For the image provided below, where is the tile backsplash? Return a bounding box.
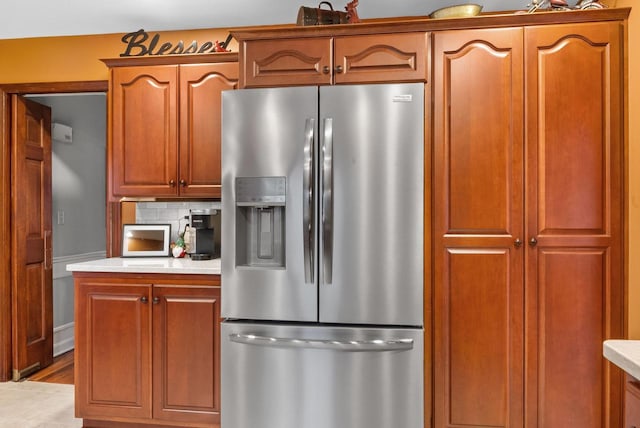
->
[135,201,221,243]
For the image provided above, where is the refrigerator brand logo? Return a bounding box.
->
[392,95,413,103]
[119,29,232,57]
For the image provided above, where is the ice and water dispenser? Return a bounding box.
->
[235,177,286,268]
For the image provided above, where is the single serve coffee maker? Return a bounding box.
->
[186,209,218,260]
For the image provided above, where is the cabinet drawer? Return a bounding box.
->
[242,38,332,87]
[334,32,428,84]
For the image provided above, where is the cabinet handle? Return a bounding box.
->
[140,296,148,304]
[152,297,160,305]
[169,180,176,187]
[335,65,344,74]
[529,237,538,247]
[514,238,523,248]
[322,66,330,74]
[179,179,187,187]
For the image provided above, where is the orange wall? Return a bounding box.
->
[0,28,237,83]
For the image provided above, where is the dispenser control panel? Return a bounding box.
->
[236,177,286,206]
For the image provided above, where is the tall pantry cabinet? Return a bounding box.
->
[433,20,624,428]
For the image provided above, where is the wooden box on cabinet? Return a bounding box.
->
[74,272,221,428]
[104,54,238,199]
[240,32,427,87]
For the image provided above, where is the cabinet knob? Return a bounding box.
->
[322,66,331,74]
[169,180,176,187]
[514,238,523,248]
[140,296,148,304]
[335,65,344,74]
[179,179,187,187]
[153,297,160,305]
[529,237,538,247]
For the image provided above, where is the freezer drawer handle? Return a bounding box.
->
[229,333,413,352]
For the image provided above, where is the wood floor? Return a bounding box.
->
[28,350,74,385]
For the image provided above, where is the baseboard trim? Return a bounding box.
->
[53,322,74,357]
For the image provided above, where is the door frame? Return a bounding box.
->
[0,80,107,382]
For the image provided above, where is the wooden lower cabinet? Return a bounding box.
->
[74,273,221,428]
[626,375,640,428]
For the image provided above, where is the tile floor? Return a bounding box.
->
[0,381,81,427]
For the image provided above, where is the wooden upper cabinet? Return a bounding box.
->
[242,37,332,87]
[334,32,427,84]
[107,55,238,199]
[111,65,179,198]
[241,32,427,87]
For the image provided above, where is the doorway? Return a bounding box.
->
[0,81,108,382]
[27,93,107,367]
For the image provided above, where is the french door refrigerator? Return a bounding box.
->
[221,83,424,428]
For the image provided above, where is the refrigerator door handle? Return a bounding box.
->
[229,333,414,352]
[303,118,315,284]
[321,118,334,284]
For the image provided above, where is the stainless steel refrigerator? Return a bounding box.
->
[221,83,424,428]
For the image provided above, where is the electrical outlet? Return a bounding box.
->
[57,210,65,225]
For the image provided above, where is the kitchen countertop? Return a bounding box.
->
[603,340,640,380]
[66,257,221,275]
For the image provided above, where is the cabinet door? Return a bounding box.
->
[179,63,238,198]
[152,285,221,425]
[334,33,427,84]
[433,27,524,428]
[111,65,179,197]
[75,280,152,420]
[524,21,624,428]
[241,37,332,87]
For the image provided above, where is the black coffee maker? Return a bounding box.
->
[188,209,217,260]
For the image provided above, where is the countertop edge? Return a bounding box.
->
[66,257,221,275]
[603,340,640,380]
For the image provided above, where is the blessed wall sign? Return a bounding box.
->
[120,29,232,57]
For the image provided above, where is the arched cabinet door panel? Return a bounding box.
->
[111,66,179,198]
